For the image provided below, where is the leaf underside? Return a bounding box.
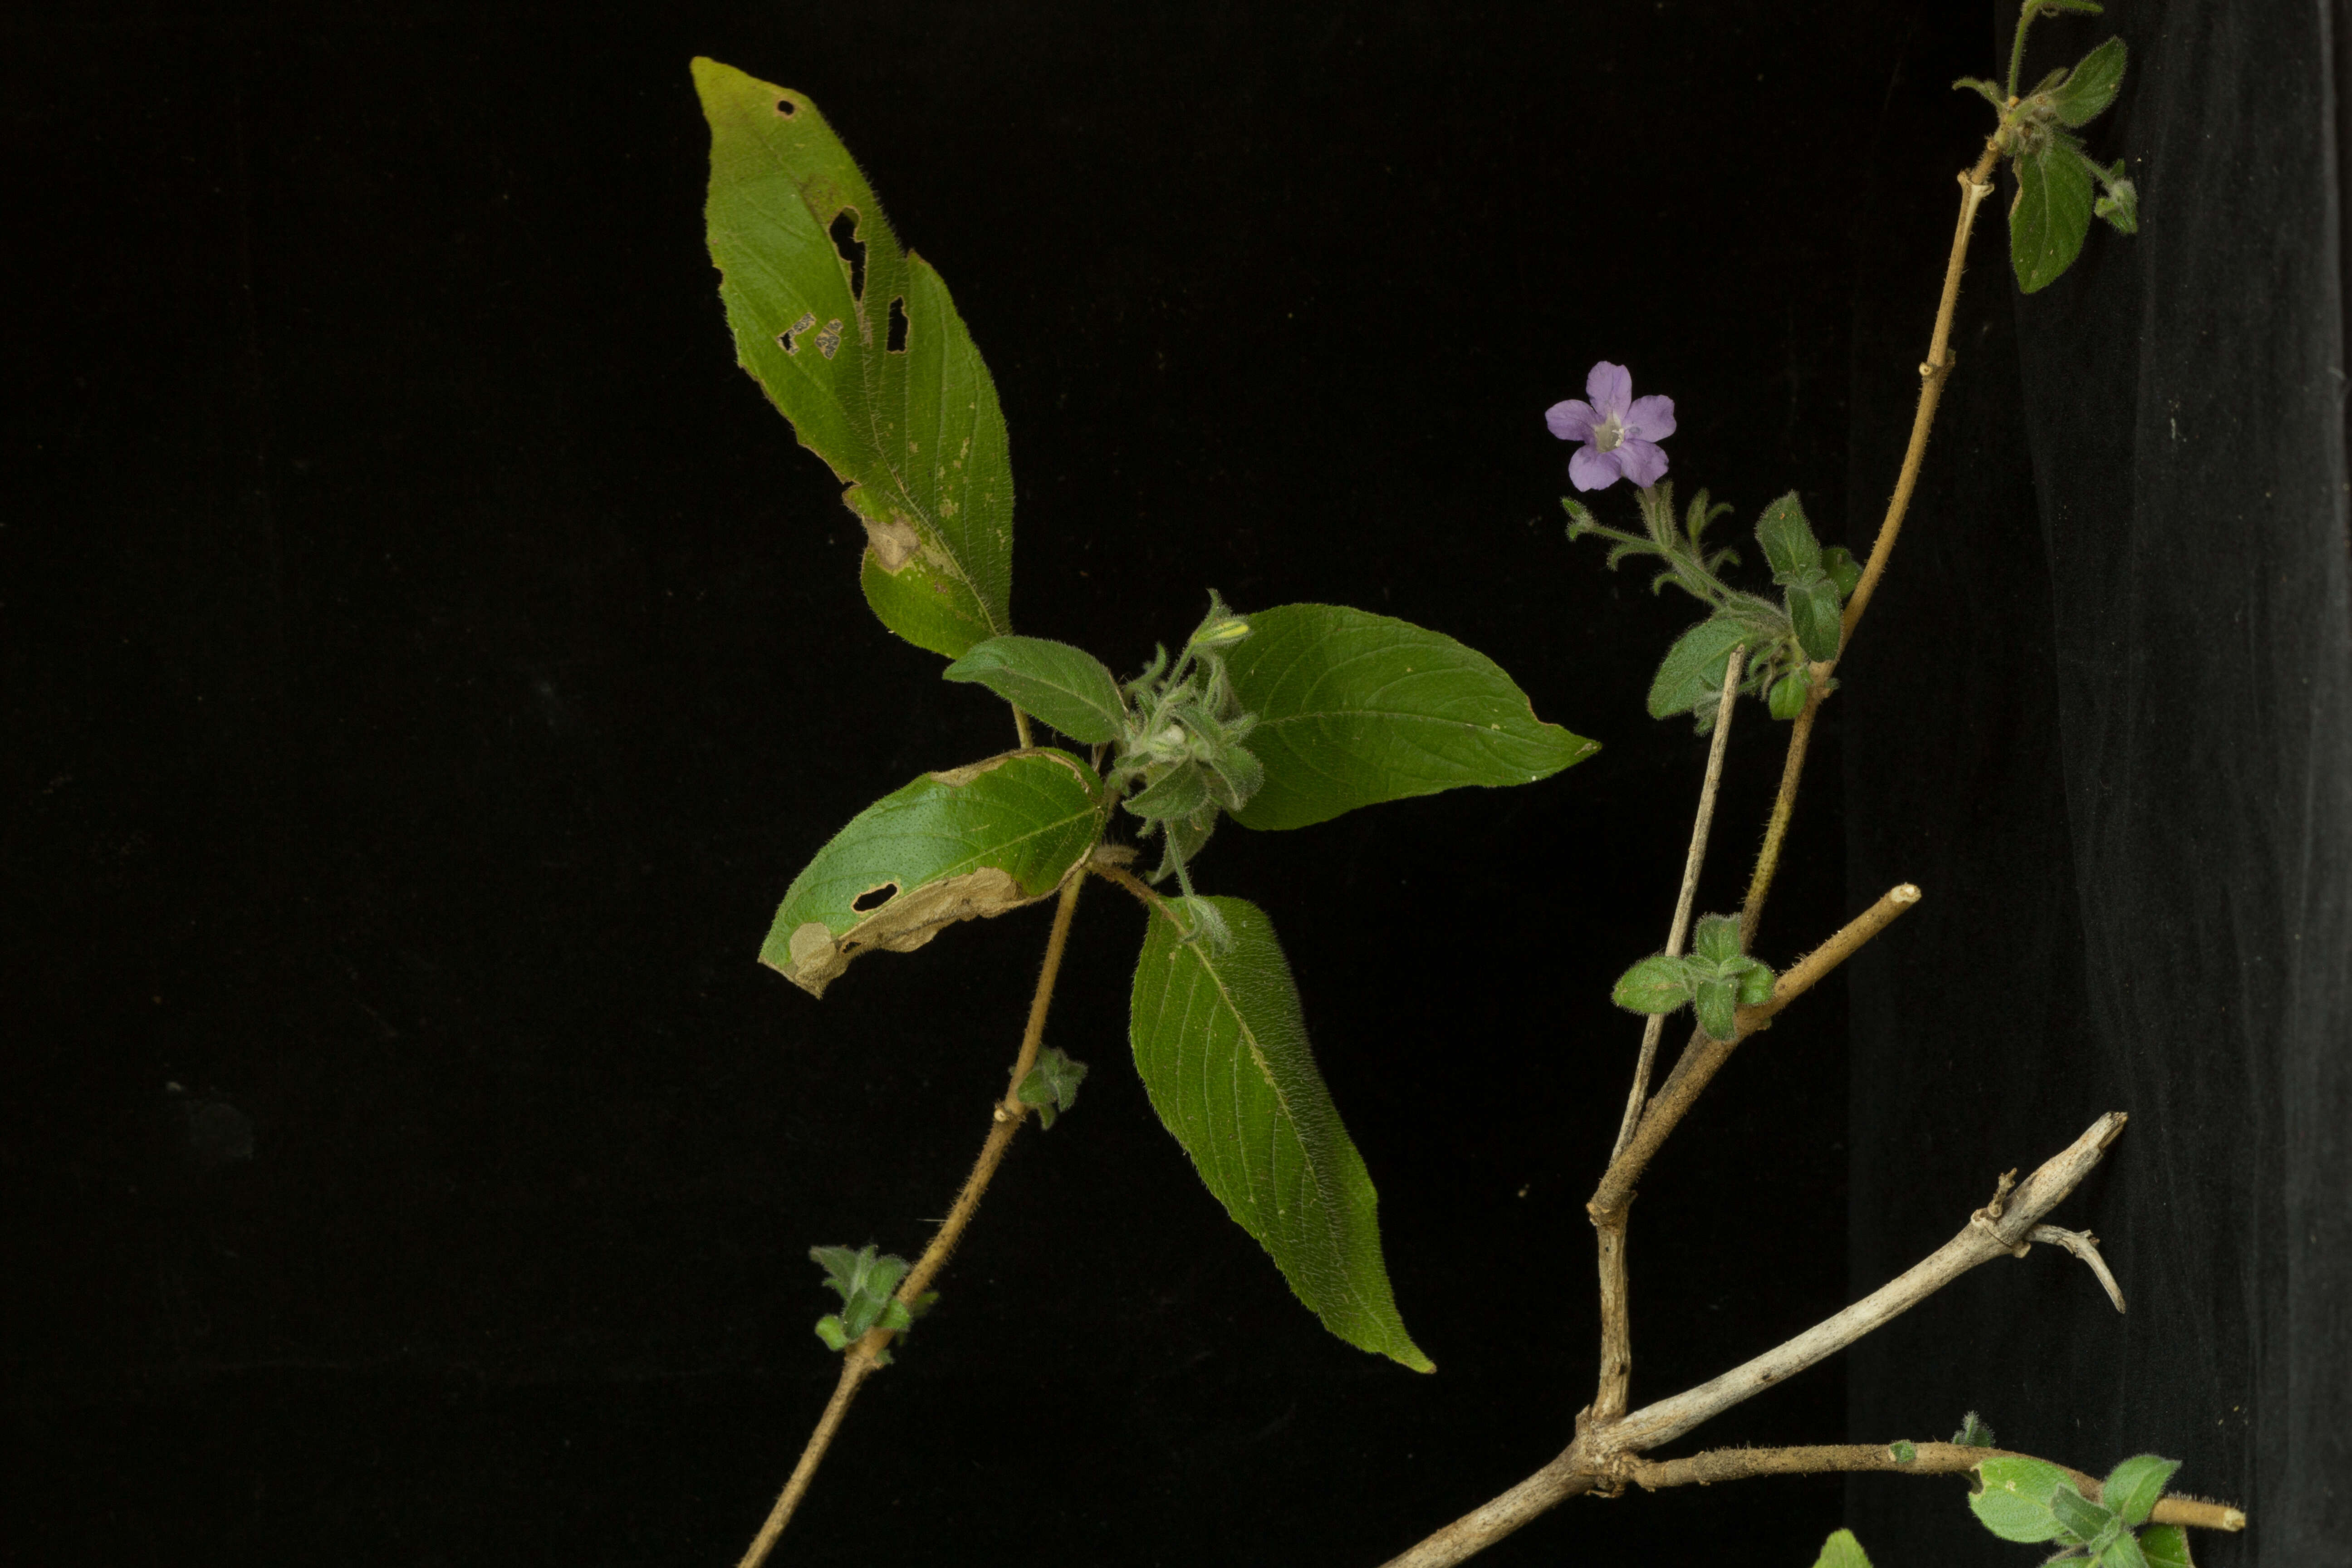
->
[1219,604,1596,831]
[1129,895,1432,1370]
[695,58,1014,657]
[762,748,1101,996]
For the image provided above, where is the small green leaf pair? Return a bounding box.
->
[1756,493,1856,665]
[1611,913,1775,1041]
[1970,1452,2191,1567]
[810,1245,936,1364]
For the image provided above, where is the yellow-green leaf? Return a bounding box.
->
[694,59,1014,657]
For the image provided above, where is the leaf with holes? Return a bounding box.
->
[695,59,1014,658]
[761,749,1102,997]
[1130,895,1431,1370]
[1216,604,1594,832]
[944,636,1128,746]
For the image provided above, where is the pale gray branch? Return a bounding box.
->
[1607,1112,2128,1452]
[1377,1111,2131,1568]
[1612,647,1745,1162]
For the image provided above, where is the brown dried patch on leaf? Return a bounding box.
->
[774,866,1040,997]
[862,512,921,572]
[926,748,1094,790]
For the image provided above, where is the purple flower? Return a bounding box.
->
[1545,362,1676,492]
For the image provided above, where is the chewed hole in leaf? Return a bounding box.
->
[816,318,843,359]
[887,295,909,353]
[829,209,867,302]
[773,96,796,117]
[778,311,817,355]
[850,882,898,914]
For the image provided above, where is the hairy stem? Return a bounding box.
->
[1626,1442,2245,1532]
[1739,149,1998,948]
[1593,649,1746,1425]
[1591,885,1920,1226]
[736,868,1088,1568]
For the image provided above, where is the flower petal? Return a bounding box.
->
[1545,399,1600,441]
[1625,394,1677,441]
[1585,362,1633,416]
[1568,443,1626,491]
[1616,438,1670,488]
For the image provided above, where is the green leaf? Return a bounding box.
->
[2100,1530,2153,1568]
[1129,895,1431,1370]
[1691,913,1744,967]
[1787,573,1844,662]
[1218,604,1595,832]
[1755,491,1823,582]
[1954,75,2008,108]
[810,1244,912,1342]
[761,748,1102,996]
[1736,960,1776,1008]
[1769,670,1810,720]
[1613,956,1692,1014]
[1649,615,1754,721]
[2012,138,2097,293]
[1812,1528,1874,1568]
[694,59,1014,658]
[2102,1455,2181,1529]
[1125,760,1212,824]
[1953,1410,1997,1447]
[1822,546,1862,603]
[2052,1485,2117,1544]
[1016,1045,1090,1129]
[2137,1524,2195,1568]
[1692,975,1739,1042]
[2050,36,2127,126]
[1970,1455,2079,1543]
[944,636,1127,745]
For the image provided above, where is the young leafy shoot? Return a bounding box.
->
[1217,603,1596,831]
[1610,912,1774,1041]
[1014,1045,1089,1129]
[1129,895,1432,1371]
[1958,7,2136,292]
[810,1244,936,1366]
[1965,1449,2191,1562]
[761,749,1102,996]
[695,59,1014,657]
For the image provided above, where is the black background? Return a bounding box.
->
[6,3,2345,1566]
